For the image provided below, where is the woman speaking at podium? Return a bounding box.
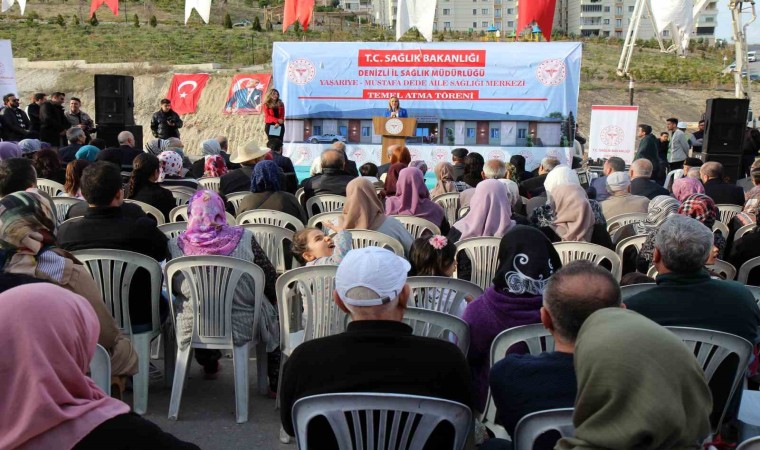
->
[384,96,408,118]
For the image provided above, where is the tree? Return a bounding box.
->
[223,12,233,29]
[265,18,273,31]
[149,15,158,27]
[252,16,262,31]
[71,14,80,26]
[89,12,98,26]
[133,14,140,28]
[56,14,66,27]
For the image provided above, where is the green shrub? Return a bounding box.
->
[223,12,233,29]
[149,15,158,27]
[253,16,262,31]
[133,14,140,28]
[71,14,80,26]
[56,14,66,27]
[89,13,98,26]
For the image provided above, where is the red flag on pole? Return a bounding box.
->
[89,0,118,17]
[282,0,315,32]
[517,0,557,41]
[166,73,210,115]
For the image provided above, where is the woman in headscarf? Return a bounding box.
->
[18,138,42,156]
[75,144,101,162]
[449,179,515,242]
[0,284,199,449]
[614,195,680,275]
[672,168,705,202]
[460,152,485,187]
[144,138,169,156]
[191,138,231,178]
[732,168,760,230]
[462,225,562,412]
[385,167,449,235]
[409,160,428,175]
[158,150,198,189]
[636,193,724,273]
[0,141,21,160]
[0,191,137,379]
[431,162,459,198]
[203,155,228,178]
[342,177,414,255]
[383,162,406,197]
[730,207,760,285]
[127,153,177,222]
[63,160,91,199]
[33,148,66,184]
[168,190,281,386]
[556,308,711,450]
[237,160,305,222]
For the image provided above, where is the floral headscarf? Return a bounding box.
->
[678,193,726,258]
[250,160,281,193]
[203,155,227,178]
[158,151,183,181]
[633,195,680,235]
[493,225,562,295]
[177,190,244,256]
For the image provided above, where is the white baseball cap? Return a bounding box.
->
[335,247,411,307]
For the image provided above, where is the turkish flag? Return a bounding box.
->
[282,0,314,32]
[517,0,557,41]
[89,0,118,17]
[166,73,210,115]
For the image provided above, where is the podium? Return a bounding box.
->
[373,117,417,164]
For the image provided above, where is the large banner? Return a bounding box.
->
[588,105,639,164]
[166,73,209,115]
[272,42,581,122]
[0,41,16,98]
[223,74,271,115]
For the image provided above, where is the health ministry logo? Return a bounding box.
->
[287,58,316,85]
[536,59,567,86]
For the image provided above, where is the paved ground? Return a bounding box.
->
[123,354,289,450]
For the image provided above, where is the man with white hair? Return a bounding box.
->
[95,130,142,169]
[599,171,649,219]
[460,159,521,211]
[280,247,473,447]
[57,127,86,163]
[377,144,399,178]
[519,156,560,198]
[629,158,668,200]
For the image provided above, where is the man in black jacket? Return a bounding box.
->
[519,157,559,198]
[58,162,168,328]
[700,161,745,206]
[219,140,269,196]
[1,93,32,141]
[39,92,69,147]
[95,131,142,170]
[331,141,359,177]
[150,98,183,139]
[635,124,660,177]
[57,127,86,163]
[25,93,46,133]
[629,158,668,200]
[300,149,356,206]
[280,247,474,448]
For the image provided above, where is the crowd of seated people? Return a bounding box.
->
[3,128,760,450]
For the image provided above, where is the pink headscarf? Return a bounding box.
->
[672,177,705,203]
[0,283,129,450]
[385,167,445,225]
[177,190,244,256]
[453,179,516,240]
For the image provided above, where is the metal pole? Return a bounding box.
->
[629,77,635,105]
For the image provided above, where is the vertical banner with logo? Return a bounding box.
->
[223,74,271,115]
[588,105,639,164]
[165,73,209,114]
[0,40,17,97]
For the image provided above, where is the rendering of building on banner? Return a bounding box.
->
[272,42,582,170]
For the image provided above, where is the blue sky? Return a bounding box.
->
[716,4,760,43]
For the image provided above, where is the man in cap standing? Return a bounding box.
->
[451,147,468,181]
[280,247,474,447]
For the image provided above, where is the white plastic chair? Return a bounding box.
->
[716,204,743,224]
[737,436,760,450]
[226,191,250,216]
[402,307,470,355]
[667,326,753,435]
[158,222,188,240]
[456,206,470,220]
[406,276,483,315]
[51,197,85,223]
[241,223,297,274]
[124,199,166,225]
[739,256,760,284]
[620,283,657,300]
[305,194,346,218]
[295,187,305,206]
[89,344,111,396]
[164,186,195,206]
[391,215,441,239]
[306,211,343,232]
[483,324,555,439]
[713,220,730,237]
[237,209,304,231]
[736,223,757,241]
[347,229,404,256]
[513,408,575,450]
[170,204,234,224]
[553,241,622,281]
[292,393,472,450]
[663,169,680,188]
[37,178,65,197]
[614,234,647,262]
[606,212,647,234]
[165,255,268,423]
[432,192,460,225]
[454,237,503,290]
[74,249,170,415]
[198,176,221,193]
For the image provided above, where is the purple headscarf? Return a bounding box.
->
[385,167,444,225]
[0,142,22,160]
[453,179,515,240]
[177,190,244,256]
[672,177,705,203]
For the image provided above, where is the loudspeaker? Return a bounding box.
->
[97,124,143,150]
[95,75,135,125]
[704,153,743,183]
[704,98,749,155]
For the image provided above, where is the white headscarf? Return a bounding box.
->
[544,165,580,200]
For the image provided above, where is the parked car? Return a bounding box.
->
[308,134,347,143]
[233,19,252,28]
